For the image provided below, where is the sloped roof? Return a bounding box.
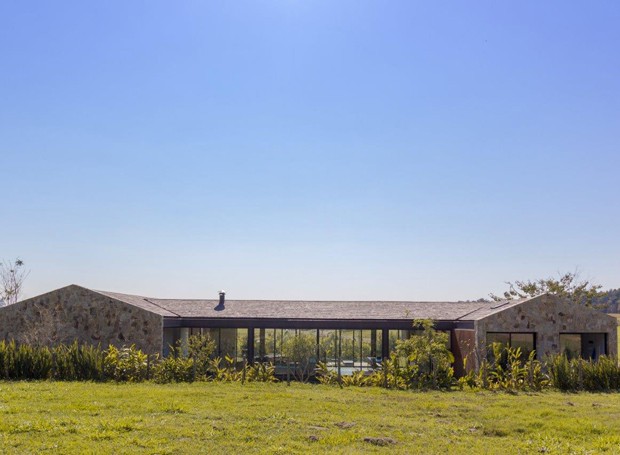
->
[92,288,530,322]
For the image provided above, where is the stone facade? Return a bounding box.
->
[473,294,618,367]
[0,285,163,354]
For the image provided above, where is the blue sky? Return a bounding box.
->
[1,1,618,301]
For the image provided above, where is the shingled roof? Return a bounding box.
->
[92,288,530,322]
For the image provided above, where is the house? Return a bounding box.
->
[0,284,616,375]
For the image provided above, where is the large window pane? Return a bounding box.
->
[486,332,510,363]
[219,329,237,359]
[560,334,581,359]
[163,328,180,357]
[236,329,248,362]
[486,332,537,363]
[511,333,535,360]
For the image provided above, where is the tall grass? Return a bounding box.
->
[0,340,107,381]
[548,355,620,391]
[0,341,53,380]
[52,342,106,381]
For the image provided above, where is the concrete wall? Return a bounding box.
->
[0,285,163,354]
[475,294,618,364]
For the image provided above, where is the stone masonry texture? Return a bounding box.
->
[0,285,163,354]
[475,294,618,366]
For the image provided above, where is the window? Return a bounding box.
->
[486,332,535,362]
[559,333,607,360]
[559,334,581,359]
[511,333,536,360]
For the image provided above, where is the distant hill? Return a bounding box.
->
[596,289,620,313]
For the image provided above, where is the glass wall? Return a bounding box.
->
[163,328,180,357]
[252,329,382,375]
[164,326,390,374]
[186,328,247,362]
[333,330,380,373]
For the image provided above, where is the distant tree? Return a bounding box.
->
[0,258,29,306]
[592,289,620,313]
[490,271,604,308]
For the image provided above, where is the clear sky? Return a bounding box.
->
[1,1,618,301]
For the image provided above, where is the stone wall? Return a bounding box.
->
[0,285,163,354]
[475,294,618,364]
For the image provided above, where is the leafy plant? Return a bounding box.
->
[103,345,148,382]
[365,355,407,390]
[314,361,338,385]
[460,345,548,391]
[393,319,455,390]
[245,362,278,383]
[340,370,371,387]
[187,333,216,377]
[153,355,194,383]
[208,356,242,382]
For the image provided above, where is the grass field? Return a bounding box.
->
[0,382,619,454]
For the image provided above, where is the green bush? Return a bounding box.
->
[153,355,195,383]
[548,355,620,391]
[393,320,455,390]
[315,361,338,385]
[208,356,243,382]
[245,362,278,383]
[460,345,549,391]
[187,333,216,377]
[103,345,148,382]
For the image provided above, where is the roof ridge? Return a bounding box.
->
[143,297,182,318]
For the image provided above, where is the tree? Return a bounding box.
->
[282,332,317,382]
[490,271,604,308]
[592,289,620,313]
[0,258,29,306]
[394,319,455,389]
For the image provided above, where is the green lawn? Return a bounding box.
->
[0,382,619,454]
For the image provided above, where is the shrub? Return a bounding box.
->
[548,355,620,392]
[393,319,455,390]
[366,355,407,390]
[52,341,105,381]
[187,333,216,377]
[315,361,338,385]
[341,370,371,387]
[103,345,148,382]
[153,355,195,383]
[281,332,317,382]
[208,356,242,382]
[460,345,548,391]
[245,362,278,383]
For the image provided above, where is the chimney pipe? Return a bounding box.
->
[218,290,226,307]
